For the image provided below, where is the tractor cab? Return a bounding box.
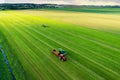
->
[58,48,66,55]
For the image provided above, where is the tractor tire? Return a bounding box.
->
[62,59,64,61]
[59,56,61,60]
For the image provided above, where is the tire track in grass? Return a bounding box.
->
[10,17,105,79]
[52,26,120,54]
[65,28,120,53]
[72,28,120,50]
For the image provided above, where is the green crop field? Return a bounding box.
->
[39,7,120,14]
[0,9,120,80]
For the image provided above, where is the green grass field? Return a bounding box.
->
[0,9,120,80]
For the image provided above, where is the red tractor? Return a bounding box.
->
[52,49,67,61]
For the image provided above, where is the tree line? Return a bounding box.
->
[0,3,62,10]
[0,3,120,10]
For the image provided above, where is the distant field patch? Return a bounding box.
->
[20,10,120,30]
[42,7,120,14]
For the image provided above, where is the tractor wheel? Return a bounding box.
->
[62,59,64,61]
[59,56,61,60]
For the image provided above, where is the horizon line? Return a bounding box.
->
[0,2,120,6]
